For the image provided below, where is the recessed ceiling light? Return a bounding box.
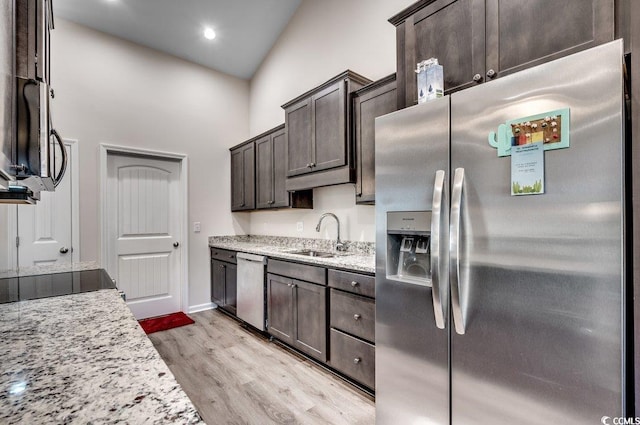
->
[204,28,216,40]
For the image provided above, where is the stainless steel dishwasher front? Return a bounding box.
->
[236,252,267,331]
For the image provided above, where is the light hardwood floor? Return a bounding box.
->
[148,309,375,425]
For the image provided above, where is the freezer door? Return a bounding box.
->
[375,96,450,425]
[450,40,625,424]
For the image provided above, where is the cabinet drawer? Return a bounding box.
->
[210,247,237,264]
[330,289,375,342]
[328,269,374,297]
[329,328,375,390]
[268,259,326,285]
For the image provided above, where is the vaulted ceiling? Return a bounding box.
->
[53,0,302,80]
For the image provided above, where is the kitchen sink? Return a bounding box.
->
[287,249,337,258]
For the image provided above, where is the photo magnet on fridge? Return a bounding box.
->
[511,142,544,196]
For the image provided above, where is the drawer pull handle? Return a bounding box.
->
[350,281,359,287]
[353,314,361,321]
[229,255,234,259]
[353,357,361,364]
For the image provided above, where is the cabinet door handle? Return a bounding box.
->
[350,281,359,287]
[353,357,361,364]
[472,73,482,83]
[240,203,245,207]
[353,314,361,321]
[306,163,311,168]
[219,264,225,269]
[310,162,316,167]
[486,69,496,79]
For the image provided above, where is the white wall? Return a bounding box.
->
[51,20,250,308]
[247,0,415,242]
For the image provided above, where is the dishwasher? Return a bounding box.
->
[236,252,267,331]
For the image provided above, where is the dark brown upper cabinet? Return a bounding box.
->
[255,124,313,210]
[282,70,371,191]
[230,141,255,211]
[353,74,397,205]
[390,0,616,108]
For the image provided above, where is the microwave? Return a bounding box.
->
[0,0,65,204]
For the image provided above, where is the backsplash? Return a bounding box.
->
[209,235,375,256]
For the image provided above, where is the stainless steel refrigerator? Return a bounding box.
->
[375,39,627,424]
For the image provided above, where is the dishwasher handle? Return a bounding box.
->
[237,252,267,264]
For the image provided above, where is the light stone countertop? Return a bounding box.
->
[0,289,203,424]
[209,235,376,274]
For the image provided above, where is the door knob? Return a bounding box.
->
[173,242,180,248]
[59,247,69,254]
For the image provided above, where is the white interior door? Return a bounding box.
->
[106,153,182,319]
[18,140,72,268]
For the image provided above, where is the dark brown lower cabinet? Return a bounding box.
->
[267,271,327,362]
[329,328,375,390]
[265,261,376,391]
[328,269,376,390]
[293,279,327,361]
[265,273,295,345]
[211,251,237,316]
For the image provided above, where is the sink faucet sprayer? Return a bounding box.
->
[315,213,346,252]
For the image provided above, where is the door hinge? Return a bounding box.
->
[15,236,19,248]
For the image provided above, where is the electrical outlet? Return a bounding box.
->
[296,222,304,232]
[193,222,201,233]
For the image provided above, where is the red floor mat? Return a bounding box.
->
[139,312,195,334]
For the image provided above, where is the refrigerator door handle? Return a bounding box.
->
[430,169,446,329]
[450,167,465,335]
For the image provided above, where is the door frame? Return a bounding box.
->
[8,138,80,268]
[99,143,189,314]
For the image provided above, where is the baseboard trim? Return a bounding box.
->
[188,302,216,314]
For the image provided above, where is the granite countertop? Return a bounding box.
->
[0,287,203,424]
[209,235,376,274]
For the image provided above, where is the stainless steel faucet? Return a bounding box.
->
[316,212,346,252]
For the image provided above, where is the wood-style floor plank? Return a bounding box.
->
[148,309,375,425]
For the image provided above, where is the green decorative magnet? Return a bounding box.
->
[488,107,570,157]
